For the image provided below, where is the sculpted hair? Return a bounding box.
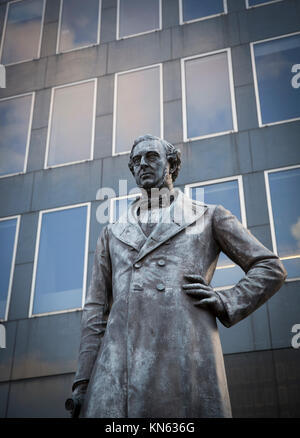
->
[128,134,181,182]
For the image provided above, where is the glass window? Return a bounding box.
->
[180,0,226,23]
[110,195,140,223]
[0,217,19,320]
[57,0,100,53]
[46,80,96,167]
[114,65,162,155]
[31,205,89,316]
[188,179,245,288]
[0,93,34,177]
[247,0,282,7]
[118,0,161,39]
[267,167,300,279]
[0,0,45,65]
[182,51,237,141]
[252,33,300,125]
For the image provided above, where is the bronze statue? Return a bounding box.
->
[69,134,286,418]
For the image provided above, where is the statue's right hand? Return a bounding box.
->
[66,381,88,418]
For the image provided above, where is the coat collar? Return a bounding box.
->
[111,189,207,261]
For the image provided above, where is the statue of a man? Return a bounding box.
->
[70,134,286,418]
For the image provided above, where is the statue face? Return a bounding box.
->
[131,140,171,190]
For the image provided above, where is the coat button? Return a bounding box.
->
[134,262,142,269]
[157,260,166,267]
[156,283,165,292]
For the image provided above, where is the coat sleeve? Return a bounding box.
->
[73,225,112,389]
[212,205,287,328]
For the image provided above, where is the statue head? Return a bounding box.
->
[128,134,181,192]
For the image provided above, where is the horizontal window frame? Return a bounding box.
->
[112,63,164,156]
[29,202,91,318]
[250,31,300,128]
[181,48,238,143]
[44,78,97,170]
[245,0,283,9]
[179,0,228,25]
[0,0,46,67]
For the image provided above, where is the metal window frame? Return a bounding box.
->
[264,164,300,283]
[185,175,247,290]
[109,193,141,223]
[245,0,283,9]
[44,78,97,170]
[181,48,238,143]
[0,215,20,322]
[250,31,300,128]
[29,202,91,318]
[179,0,228,25]
[0,92,35,180]
[56,0,102,55]
[112,63,164,156]
[116,0,162,41]
[0,0,46,66]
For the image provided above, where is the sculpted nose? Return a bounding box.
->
[140,156,147,167]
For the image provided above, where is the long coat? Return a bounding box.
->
[74,189,286,418]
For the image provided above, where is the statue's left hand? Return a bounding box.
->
[183,274,226,318]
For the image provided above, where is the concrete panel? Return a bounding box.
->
[89,201,104,253]
[227,0,246,13]
[40,21,58,58]
[251,302,272,351]
[0,173,34,217]
[268,281,300,349]
[274,348,300,418]
[0,322,17,382]
[26,128,48,173]
[45,45,107,88]
[31,160,102,211]
[163,60,181,103]
[163,99,183,145]
[250,123,300,172]
[15,213,39,265]
[96,74,114,117]
[8,263,33,321]
[235,84,259,131]
[0,3,6,37]
[162,0,179,29]
[0,383,9,418]
[102,0,117,8]
[12,312,82,379]
[107,29,171,74]
[0,59,47,98]
[248,224,273,251]
[94,114,113,159]
[224,350,279,418]
[224,10,241,47]
[31,88,51,130]
[101,154,137,196]
[231,44,253,87]
[100,5,117,44]
[7,373,75,418]
[234,131,253,174]
[218,315,254,354]
[242,171,269,228]
[44,0,60,24]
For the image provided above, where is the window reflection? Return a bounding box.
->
[189,179,245,288]
[118,0,160,39]
[0,217,18,320]
[0,94,33,177]
[183,51,236,140]
[47,80,96,167]
[58,0,100,53]
[181,0,225,23]
[32,205,89,315]
[1,0,44,65]
[253,33,300,125]
[114,66,162,155]
[268,167,300,279]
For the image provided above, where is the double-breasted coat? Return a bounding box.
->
[73,189,286,418]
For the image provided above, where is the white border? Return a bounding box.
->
[181,48,238,143]
[44,78,97,169]
[264,164,300,282]
[179,0,227,25]
[109,193,141,223]
[246,0,283,9]
[0,92,35,179]
[0,0,46,66]
[185,175,246,289]
[250,31,300,128]
[56,0,102,54]
[29,202,91,318]
[116,0,162,40]
[112,63,164,156]
[0,215,20,322]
